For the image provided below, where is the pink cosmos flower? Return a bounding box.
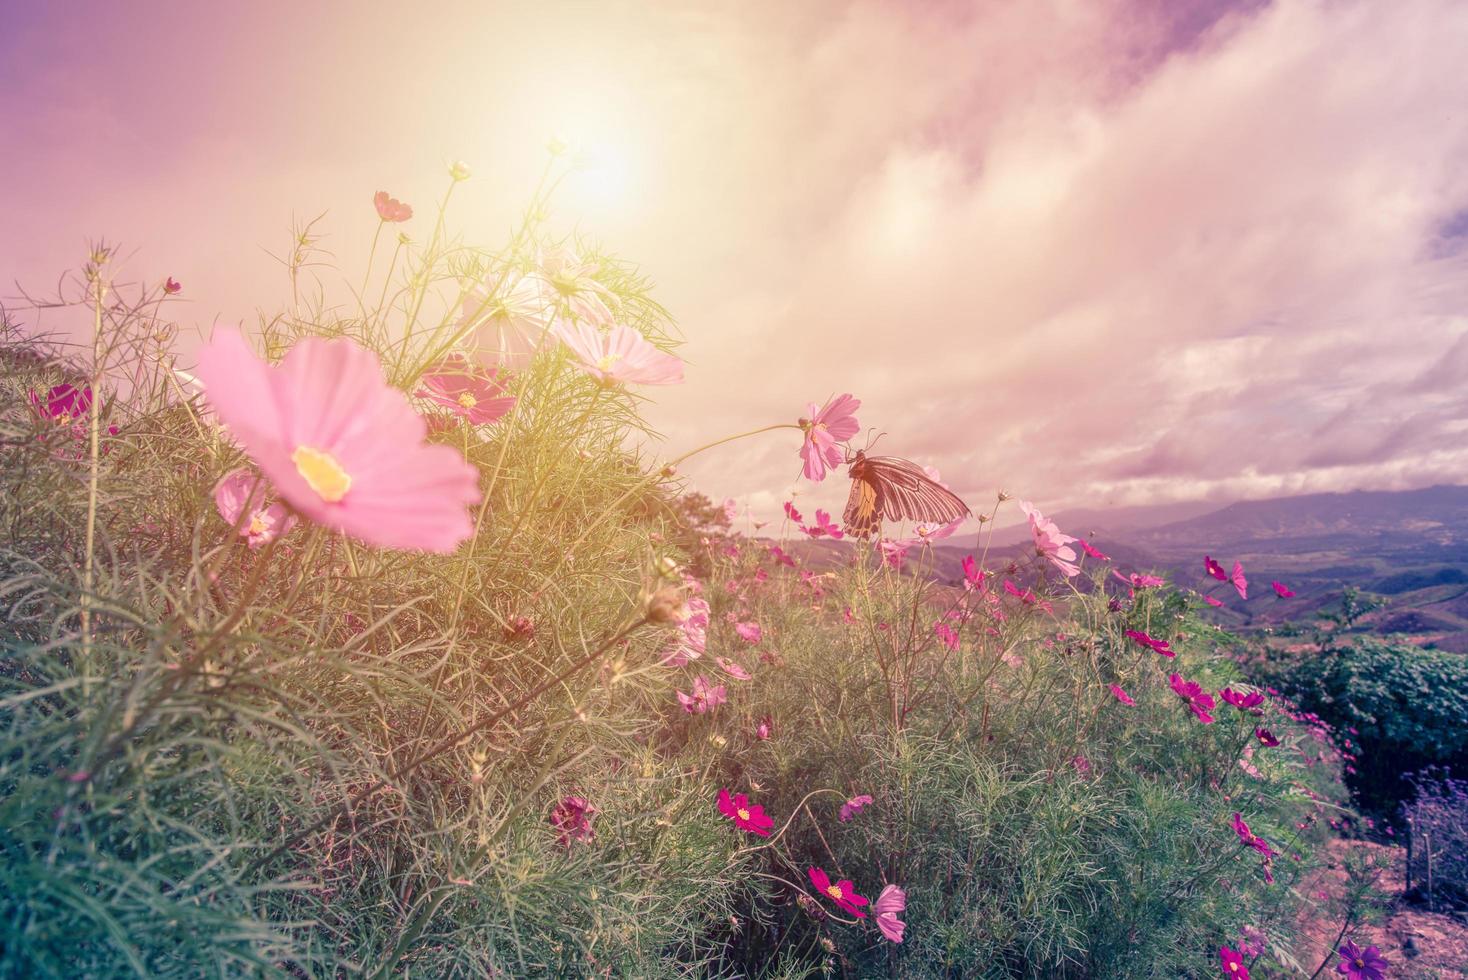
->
[1204,595,1226,608]
[663,594,709,666]
[1205,555,1228,581]
[1109,684,1135,705]
[783,501,804,524]
[1220,688,1266,713]
[808,866,868,918]
[555,321,683,386]
[879,537,911,569]
[1219,945,1251,979]
[717,788,774,836]
[716,656,752,680]
[769,545,796,567]
[539,245,615,326]
[874,884,906,943]
[164,276,182,295]
[460,270,555,371]
[1255,728,1280,748]
[214,468,296,549]
[1080,538,1110,560]
[734,620,762,644]
[1019,500,1080,577]
[417,353,516,425]
[1114,571,1166,589]
[910,518,961,546]
[962,555,987,592]
[1336,941,1389,980]
[1271,581,1295,598]
[1169,673,1216,723]
[806,509,844,539]
[676,676,727,713]
[839,794,873,822]
[194,329,482,553]
[1125,629,1175,658]
[797,394,860,482]
[934,622,959,651]
[755,716,772,740]
[1230,560,1248,599]
[373,190,413,222]
[549,795,597,846]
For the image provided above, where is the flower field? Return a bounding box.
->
[0,169,1394,978]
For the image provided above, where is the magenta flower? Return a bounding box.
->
[934,621,959,651]
[30,383,94,426]
[1219,945,1252,979]
[1125,629,1175,658]
[1220,688,1265,712]
[873,884,906,943]
[1255,728,1280,747]
[1109,684,1135,706]
[783,500,804,524]
[879,537,911,569]
[676,676,727,714]
[555,321,683,386]
[1169,673,1216,723]
[755,716,772,740]
[962,555,986,592]
[769,545,796,567]
[164,276,182,295]
[1336,940,1389,980]
[1080,538,1110,560]
[194,329,482,553]
[1114,570,1165,589]
[716,656,752,680]
[808,866,868,918]
[1230,560,1248,599]
[807,509,844,539]
[417,353,516,425]
[1205,555,1228,581]
[373,190,413,222]
[797,394,860,482]
[1019,500,1080,577]
[549,795,597,846]
[1204,595,1226,608]
[1271,581,1295,598]
[213,468,296,549]
[838,794,873,822]
[734,620,762,644]
[717,788,774,837]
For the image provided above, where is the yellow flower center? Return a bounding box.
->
[1355,960,1365,968]
[292,445,351,503]
[55,412,72,426]
[247,511,269,535]
[826,885,843,900]
[457,391,478,409]
[736,808,750,821]
[1228,965,1238,973]
[596,353,622,372]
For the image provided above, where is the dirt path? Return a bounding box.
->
[1295,840,1468,979]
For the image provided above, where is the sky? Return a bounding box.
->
[4,0,1468,529]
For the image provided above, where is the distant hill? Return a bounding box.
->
[761,485,1468,652]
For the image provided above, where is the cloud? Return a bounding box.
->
[3,0,1467,529]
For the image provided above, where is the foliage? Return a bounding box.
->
[1246,634,1468,815]
[0,168,1349,977]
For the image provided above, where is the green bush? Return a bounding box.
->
[1246,637,1468,816]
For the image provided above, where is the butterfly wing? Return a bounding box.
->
[843,464,883,539]
[862,456,971,526]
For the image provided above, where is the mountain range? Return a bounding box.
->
[774,485,1468,652]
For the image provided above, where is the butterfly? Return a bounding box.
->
[842,450,971,538]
